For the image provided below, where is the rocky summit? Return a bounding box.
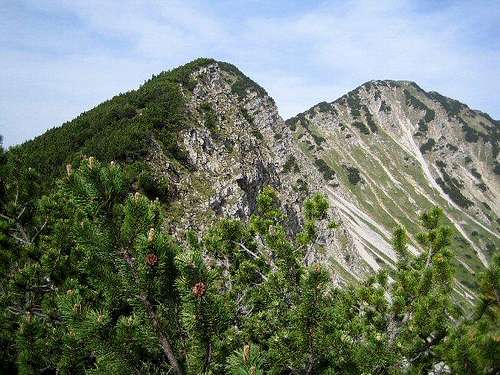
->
[9,58,499,299]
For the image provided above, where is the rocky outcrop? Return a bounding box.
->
[144,62,368,282]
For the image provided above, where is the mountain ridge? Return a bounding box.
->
[5,58,499,297]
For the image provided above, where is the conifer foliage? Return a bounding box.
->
[0,154,498,374]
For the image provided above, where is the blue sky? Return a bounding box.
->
[1,0,499,147]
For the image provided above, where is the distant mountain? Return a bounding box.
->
[8,59,499,301]
[286,79,499,297]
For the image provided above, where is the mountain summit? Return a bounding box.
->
[286,78,499,292]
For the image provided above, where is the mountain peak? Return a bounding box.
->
[146,58,270,100]
[285,73,499,281]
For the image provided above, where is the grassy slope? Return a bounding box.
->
[286,86,499,292]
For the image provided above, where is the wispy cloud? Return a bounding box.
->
[1,0,499,147]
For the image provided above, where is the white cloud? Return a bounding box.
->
[1,0,498,147]
[239,0,500,118]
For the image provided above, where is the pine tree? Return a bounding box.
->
[0,154,497,374]
[390,208,455,372]
[176,236,230,374]
[440,253,499,373]
[0,136,51,373]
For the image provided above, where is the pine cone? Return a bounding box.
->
[66,163,73,177]
[192,282,206,298]
[146,253,158,267]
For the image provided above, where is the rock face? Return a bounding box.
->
[147,62,366,280]
[144,62,498,298]
[11,59,499,297]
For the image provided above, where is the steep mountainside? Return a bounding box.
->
[286,80,499,294]
[7,59,366,281]
[7,59,499,300]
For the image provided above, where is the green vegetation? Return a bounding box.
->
[404,89,435,124]
[494,163,500,175]
[379,100,391,113]
[459,116,499,158]
[462,122,481,142]
[219,61,269,100]
[1,157,498,374]
[428,91,464,117]
[477,182,488,192]
[283,155,300,174]
[424,108,436,122]
[470,168,482,180]
[240,107,254,125]
[251,129,264,141]
[418,119,429,133]
[420,138,436,154]
[426,92,499,157]
[316,101,332,113]
[365,108,378,133]
[297,116,327,146]
[352,121,370,135]
[201,102,218,132]
[311,132,326,145]
[5,58,222,195]
[314,158,336,180]
[404,89,428,112]
[435,161,474,209]
[287,120,297,131]
[343,164,363,185]
[133,162,171,201]
[293,178,309,194]
[346,91,362,118]
[285,113,309,130]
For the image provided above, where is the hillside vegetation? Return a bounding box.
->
[0,157,498,374]
[6,58,265,195]
[1,58,499,373]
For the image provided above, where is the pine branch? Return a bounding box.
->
[0,212,11,220]
[16,205,26,221]
[254,236,278,272]
[407,331,445,364]
[122,248,183,375]
[236,241,259,259]
[236,241,269,281]
[203,341,212,373]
